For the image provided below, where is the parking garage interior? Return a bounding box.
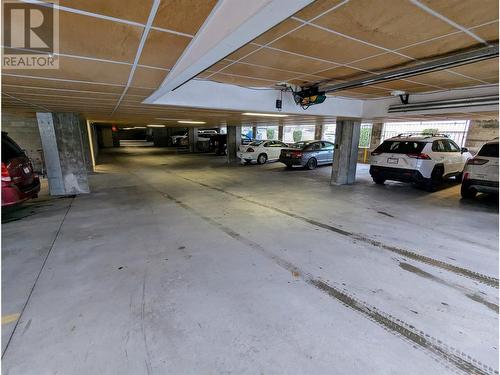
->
[1,1,499,374]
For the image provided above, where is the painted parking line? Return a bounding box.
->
[2,314,20,325]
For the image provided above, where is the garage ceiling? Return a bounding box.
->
[1,0,498,124]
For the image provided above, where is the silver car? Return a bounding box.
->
[279,140,334,169]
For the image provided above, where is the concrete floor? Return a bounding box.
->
[2,145,498,375]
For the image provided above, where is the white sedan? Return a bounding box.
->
[238,140,289,164]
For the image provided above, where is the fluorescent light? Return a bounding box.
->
[156,118,185,121]
[134,126,146,129]
[178,120,206,124]
[242,112,288,117]
[123,127,134,130]
[147,124,166,128]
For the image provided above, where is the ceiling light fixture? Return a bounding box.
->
[178,120,206,124]
[147,124,166,127]
[242,112,288,117]
[156,118,186,121]
[134,126,146,129]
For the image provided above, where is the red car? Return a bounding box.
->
[2,132,40,207]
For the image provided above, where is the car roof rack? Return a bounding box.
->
[395,132,449,138]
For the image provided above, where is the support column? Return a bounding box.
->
[370,122,383,150]
[152,127,169,147]
[278,126,284,141]
[252,126,257,139]
[314,122,323,140]
[226,125,241,162]
[37,112,91,195]
[188,127,198,152]
[331,119,361,185]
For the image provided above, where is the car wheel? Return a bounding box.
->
[373,177,386,185]
[306,158,317,170]
[285,163,293,169]
[425,166,444,192]
[257,153,268,164]
[461,182,477,199]
[244,160,251,165]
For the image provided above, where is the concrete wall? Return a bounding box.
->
[465,120,499,153]
[2,111,44,173]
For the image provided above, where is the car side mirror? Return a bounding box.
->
[461,147,468,153]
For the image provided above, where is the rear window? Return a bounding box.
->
[478,143,499,157]
[291,141,310,149]
[2,135,24,161]
[249,140,264,146]
[374,140,426,154]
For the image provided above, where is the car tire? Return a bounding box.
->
[244,160,251,165]
[461,182,477,199]
[257,153,268,164]
[306,158,317,170]
[424,166,444,192]
[373,177,386,185]
[285,163,293,169]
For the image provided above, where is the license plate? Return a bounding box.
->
[23,167,30,174]
[387,158,399,164]
[286,153,291,157]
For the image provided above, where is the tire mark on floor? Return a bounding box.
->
[153,187,496,375]
[171,173,498,289]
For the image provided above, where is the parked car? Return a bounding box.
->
[2,132,40,207]
[171,132,187,145]
[238,140,289,164]
[461,139,499,198]
[279,140,334,169]
[369,134,472,191]
[209,134,253,155]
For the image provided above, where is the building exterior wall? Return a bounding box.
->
[465,120,499,153]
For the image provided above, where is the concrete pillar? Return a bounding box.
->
[315,123,323,140]
[36,112,91,195]
[331,119,361,185]
[226,125,241,162]
[188,127,198,152]
[252,126,257,139]
[370,122,384,150]
[152,128,169,147]
[278,126,284,141]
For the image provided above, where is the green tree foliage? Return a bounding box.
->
[293,130,302,142]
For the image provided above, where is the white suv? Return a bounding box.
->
[461,139,499,198]
[370,134,472,191]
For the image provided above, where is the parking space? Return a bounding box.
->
[2,146,498,374]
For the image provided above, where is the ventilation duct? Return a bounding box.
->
[388,95,499,113]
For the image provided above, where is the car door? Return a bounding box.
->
[431,140,450,174]
[322,141,334,163]
[308,142,323,163]
[265,141,278,160]
[445,139,465,173]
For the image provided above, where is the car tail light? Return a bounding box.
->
[406,153,431,160]
[246,147,254,152]
[463,172,470,181]
[292,151,303,158]
[1,162,11,182]
[467,158,488,165]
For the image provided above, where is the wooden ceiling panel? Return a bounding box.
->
[221,63,297,82]
[288,74,329,87]
[3,56,131,85]
[126,87,155,96]
[59,12,142,63]
[130,67,168,89]
[419,0,499,28]
[138,29,191,69]
[408,71,482,88]
[153,0,217,35]
[242,47,338,74]
[293,0,346,21]
[56,0,153,24]
[1,85,122,98]
[318,66,372,81]
[470,21,499,42]
[252,19,302,45]
[370,81,438,93]
[398,34,482,61]
[350,53,412,72]
[225,44,261,61]
[313,0,457,50]
[270,25,383,64]
[448,58,499,84]
[1,77,125,93]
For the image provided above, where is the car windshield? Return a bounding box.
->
[374,140,426,154]
[2,135,24,161]
[478,143,499,157]
[249,140,264,146]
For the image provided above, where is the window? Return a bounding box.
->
[375,141,426,154]
[306,142,321,151]
[283,125,315,143]
[359,123,372,148]
[322,142,334,150]
[2,136,24,161]
[432,140,446,152]
[478,143,499,157]
[447,140,460,152]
